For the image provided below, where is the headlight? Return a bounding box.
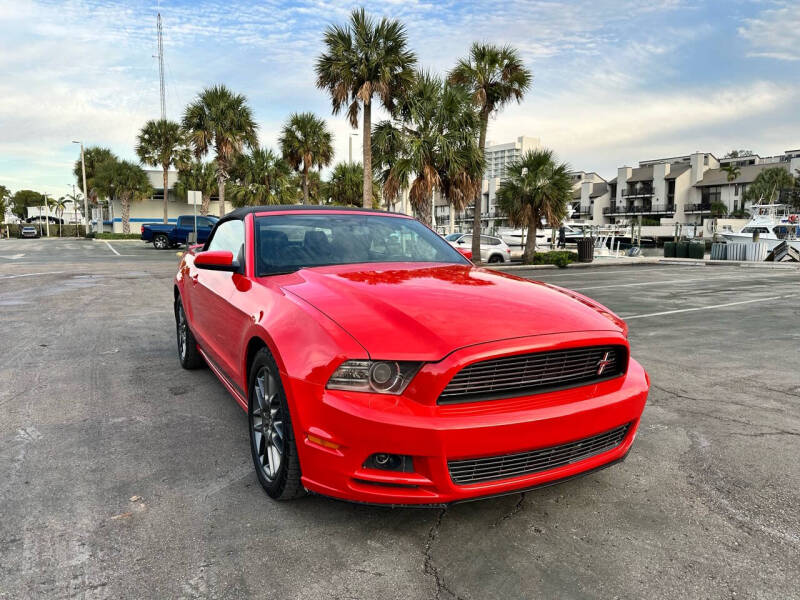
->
[326,360,422,394]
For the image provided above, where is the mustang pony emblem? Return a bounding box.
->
[596,352,614,376]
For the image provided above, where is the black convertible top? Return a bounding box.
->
[216,205,407,226]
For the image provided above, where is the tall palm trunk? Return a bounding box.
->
[121,194,131,234]
[449,203,455,234]
[201,194,210,216]
[472,113,488,262]
[523,210,538,264]
[162,165,169,224]
[218,175,226,218]
[416,194,432,226]
[362,99,372,209]
[302,163,309,205]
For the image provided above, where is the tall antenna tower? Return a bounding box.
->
[156,12,166,119]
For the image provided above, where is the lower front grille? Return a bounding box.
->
[448,423,631,485]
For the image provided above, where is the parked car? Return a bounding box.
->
[174,206,648,505]
[19,225,40,238]
[447,233,512,263]
[141,215,219,249]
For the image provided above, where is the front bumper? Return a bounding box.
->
[286,351,649,506]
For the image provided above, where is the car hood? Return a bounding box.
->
[281,263,623,361]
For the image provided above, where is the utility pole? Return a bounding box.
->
[73,141,89,234]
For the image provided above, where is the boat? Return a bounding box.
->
[720,203,800,251]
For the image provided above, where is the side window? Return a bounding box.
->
[199,217,216,228]
[177,216,189,227]
[207,220,245,263]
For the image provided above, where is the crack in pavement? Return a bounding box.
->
[491,493,526,528]
[650,385,798,435]
[423,508,466,600]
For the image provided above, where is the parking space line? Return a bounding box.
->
[0,271,67,280]
[573,272,796,291]
[521,267,703,279]
[104,241,120,256]
[623,295,791,320]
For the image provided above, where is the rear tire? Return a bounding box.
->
[175,298,204,369]
[248,348,305,500]
[154,234,169,250]
[488,254,503,263]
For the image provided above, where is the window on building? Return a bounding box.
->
[701,186,721,206]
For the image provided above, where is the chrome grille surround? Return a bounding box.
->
[448,423,631,485]
[438,345,627,404]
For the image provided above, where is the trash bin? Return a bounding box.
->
[663,242,676,257]
[577,237,594,263]
[688,242,704,259]
[676,241,690,258]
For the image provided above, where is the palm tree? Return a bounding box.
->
[448,43,532,261]
[73,146,116,208]
[372,72,483,226]
[316,8,417,208]
[327,162,379,207]
[279,113,333,205]
[496,149,571,264]
[182,85,258,217]
[722,164,741,183]
[175,160,218,216]
[229,147,291,207]
[94,159,153,234]
[745,166,795,204]
[54,196,68,236]
[0,185,9,222]
[135,119,190,224]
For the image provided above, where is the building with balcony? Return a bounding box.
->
[584,148,799,227]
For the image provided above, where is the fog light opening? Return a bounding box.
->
[364,453,414,473]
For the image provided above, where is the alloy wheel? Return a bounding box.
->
[251,366,285,481]
[176,305,187,360]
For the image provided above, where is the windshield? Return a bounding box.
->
[255,213,469,276]
[444,233,462,241]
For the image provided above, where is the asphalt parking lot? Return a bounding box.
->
[1,238,799,599]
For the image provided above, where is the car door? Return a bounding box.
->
[188,218,247,381]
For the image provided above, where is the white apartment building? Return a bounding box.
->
[575,149,800,227]
[439,136,541,234]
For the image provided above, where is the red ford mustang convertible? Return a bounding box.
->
[174,206,649,505]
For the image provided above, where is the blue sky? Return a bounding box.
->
[0,0,798,197]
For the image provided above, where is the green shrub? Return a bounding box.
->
[529,250,578,268]
[1,223,86,238]
[94,232,141,239]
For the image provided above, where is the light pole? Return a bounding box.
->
[72,141,89,234]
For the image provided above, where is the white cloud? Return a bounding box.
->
[0,0,798,197]
[738,2,800,61]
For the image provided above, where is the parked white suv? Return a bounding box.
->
[445,233,512,263]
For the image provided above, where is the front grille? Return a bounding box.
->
[448,423,631,485]
[438,345,627,404]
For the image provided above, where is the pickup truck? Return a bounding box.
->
[141,215,218,249]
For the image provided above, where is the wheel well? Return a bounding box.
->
[245,336,268,385]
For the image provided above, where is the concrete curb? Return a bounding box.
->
[490,257,800,272]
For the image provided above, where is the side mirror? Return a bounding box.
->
[194,250,240,272]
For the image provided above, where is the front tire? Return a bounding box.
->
[175,298,204,369]
[488,254,503,263]
[248,349,305,500]
[153,234,169,250]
